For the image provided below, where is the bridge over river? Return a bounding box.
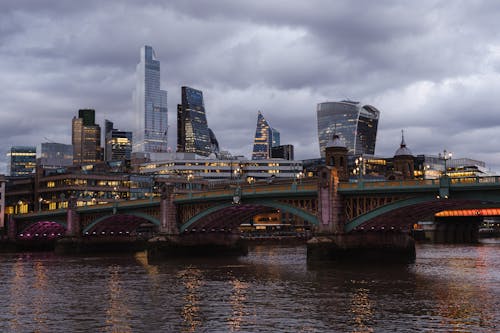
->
[6,169,500,261]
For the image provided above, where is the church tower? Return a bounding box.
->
[393,130,414,180]
[325,133,349,181]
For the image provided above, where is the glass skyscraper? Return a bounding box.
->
[271,128,280,147]
[133,45,168,153]
[252,111,274,160]
[317,101,380,157]
[177,86,216,156]
[40,143,73,168]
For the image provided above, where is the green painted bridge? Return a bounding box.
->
[8,174,500,242]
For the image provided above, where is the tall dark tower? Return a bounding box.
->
[72,109,102,165]
[393,130,414,180]
[177,86,212,156]
[325,133,349,181]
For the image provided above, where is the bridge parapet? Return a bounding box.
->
[174,182,318,202]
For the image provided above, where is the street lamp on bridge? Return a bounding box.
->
[439,149,452,177]
[353,155,364,181]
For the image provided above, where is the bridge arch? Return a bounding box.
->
[83,212,160,235]
[18,220,67,240]
[344,193,500,233]
[180,199,319,232]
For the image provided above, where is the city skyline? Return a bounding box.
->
[2,2,500,171]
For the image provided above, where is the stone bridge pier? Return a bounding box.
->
[307,167,416,263]
[148,184,247,260]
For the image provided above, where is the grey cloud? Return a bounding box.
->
[1,0,500,172]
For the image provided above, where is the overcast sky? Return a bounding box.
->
[2,0,500,172]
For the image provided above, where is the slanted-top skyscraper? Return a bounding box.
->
[177,86,214,156]
[252,111,275,160]
[317,100,380,157]
[133,45,168,153]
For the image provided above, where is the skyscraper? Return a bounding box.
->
[72,109,102,165]
[177,86,213,156]
[105,120,133,162]
[252,111,274,160]
[133,45,168,153]
[8,146,36,176]
[317,101,380,157]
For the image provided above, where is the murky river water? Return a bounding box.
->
[0,240,499,332]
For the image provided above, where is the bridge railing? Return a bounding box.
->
[450,176,500,185]
[338,179,439,190]
[174,182,318,201]
[339,175,500,191]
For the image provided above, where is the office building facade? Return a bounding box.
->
[317,100,380,157]
[40,143,73,168]
[177,86,213,156]
[271,144,294,160]
[8,146,36,176]
[105,120,133,162]
[133,45,168,153]
[252,111,275,160]
[72,109,102,165]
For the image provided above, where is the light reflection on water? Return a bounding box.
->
[0,241,498,332]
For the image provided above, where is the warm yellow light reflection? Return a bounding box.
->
[33,260,48,332]
[349,286,374,333]
[178,267,203,332]
[105,265,132,333]
[228,279,248,331]
[8,259,25,332]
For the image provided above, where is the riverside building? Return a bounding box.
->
[137,153,303,182]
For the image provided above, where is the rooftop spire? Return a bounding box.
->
[400,129,406,147]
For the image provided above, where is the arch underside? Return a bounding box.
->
[345,197,500,232]
[83,214,159,235]
[18,221,67,240]
[180,200,319,232]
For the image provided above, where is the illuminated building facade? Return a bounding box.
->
[72,109,102,165]
[138,154,303,181]
[317,100,380,157]
[105,120,133,162]
[8,146,36,176]
[177,86,213,156]
[252,111,273,160]
[133,45,168,153]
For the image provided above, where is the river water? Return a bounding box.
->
[0,240,498,333]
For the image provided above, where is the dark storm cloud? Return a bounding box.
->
[1,0,500,172]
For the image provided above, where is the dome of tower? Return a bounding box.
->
[326,133,346,149]
[394,130,413,156]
